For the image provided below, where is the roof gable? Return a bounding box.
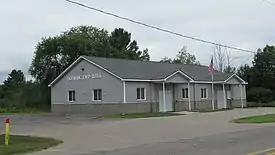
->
[225,74,247,84]
[165,70,194,82]
[48,56,123,87]
[48,56,246,87]
[84,56,234,82]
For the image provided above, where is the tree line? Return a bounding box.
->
[0,25,274,111]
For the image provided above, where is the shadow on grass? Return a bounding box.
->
[0,135,63,155]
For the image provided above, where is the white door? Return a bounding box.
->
[217,90,226,109]
[159,90,173,112]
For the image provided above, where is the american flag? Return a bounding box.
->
[209,57,214,74]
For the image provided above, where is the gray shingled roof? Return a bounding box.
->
[83,56,233,82]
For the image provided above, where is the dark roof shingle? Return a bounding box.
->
[83,56,233,82]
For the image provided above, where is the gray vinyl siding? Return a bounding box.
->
[174,84,193,102]
[226,77,242,84]
[243,85,247,99]
[125,82,152,103]
[151,83,173,102]
[231,84,246,99]
[194,83,212,101]
[153,83,214,102]
[51,60,123,104]
[166,73,189,83]
[50,59,246,105]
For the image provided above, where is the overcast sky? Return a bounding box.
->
[1,0,275,83]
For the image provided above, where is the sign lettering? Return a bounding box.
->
[67,73,102,81]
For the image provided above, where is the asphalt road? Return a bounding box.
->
[90,126,275,155]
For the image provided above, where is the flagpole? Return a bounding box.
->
[209,56,215,110]
[211,73,215,110]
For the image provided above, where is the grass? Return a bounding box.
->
[0,135,62,155]
[0,108,47,115]
[231,114,275,124]
[192,108,233,113]
[104,112,184,118]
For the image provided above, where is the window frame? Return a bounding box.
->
[201,88,208,99]
[182,88,189,99]
[137,88,146,100]
[93,89,102,101]
[68,90,76,103]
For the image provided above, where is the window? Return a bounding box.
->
[182,88,189,99]
[137,88,146,100]
[227,90,231,99]
[201,88,207,99]
[68,90,75,102]
[93,89,102,101]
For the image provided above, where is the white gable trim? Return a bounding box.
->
[48,56,123,87]
[190,81,225,84]
[225,74,248,84]
[123,79,164,82]
[164,70,194,82]
[82,57,123,80]
[48,57,82,87]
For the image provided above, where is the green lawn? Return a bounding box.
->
[231,114,275,124]
[0,135,62,155]
[0,108,47,115]
[104,112,183,118]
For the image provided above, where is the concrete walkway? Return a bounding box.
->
[10,108,275,155]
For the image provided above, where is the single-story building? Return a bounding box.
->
[48,56,247,115]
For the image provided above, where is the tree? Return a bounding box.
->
[237,64,252,80]
[160,57,173,63]
[223,66,236,73]
[213,44,238,73]
[237,64,253,90]
[29,26,150,85]
[109,28,149,61]
[0,85,3,99]
[29,26,112,84]
[251,45,275,90]
[3,69,25,87]
[173,46,200,65]
[161,46,200,64]
[1,70,26,108]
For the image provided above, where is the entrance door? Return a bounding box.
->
[159,90,173,112]
[217,90,226,109]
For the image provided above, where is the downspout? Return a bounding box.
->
[193,83,196,109]
[173,84,176,111]
[162,81,166,112]
[149,82,153,112]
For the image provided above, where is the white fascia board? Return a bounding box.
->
[82,57,123,81]
[190,81,225,84]
[123,79,164,82]
[48,56,124,87]
[164,70,195,82]
[225,74,247,84]
[48,57,83,87]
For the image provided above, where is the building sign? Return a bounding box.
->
[67,73,102,81]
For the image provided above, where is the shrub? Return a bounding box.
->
[247,87,273,103]
[247,102,275,107]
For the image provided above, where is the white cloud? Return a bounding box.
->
[0,0,275,82]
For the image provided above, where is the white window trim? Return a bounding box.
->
[67,90,76,103]
[137,88,146,100]
[92,89,103,102]
[182,88,189,99]
[201,88,208,99]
